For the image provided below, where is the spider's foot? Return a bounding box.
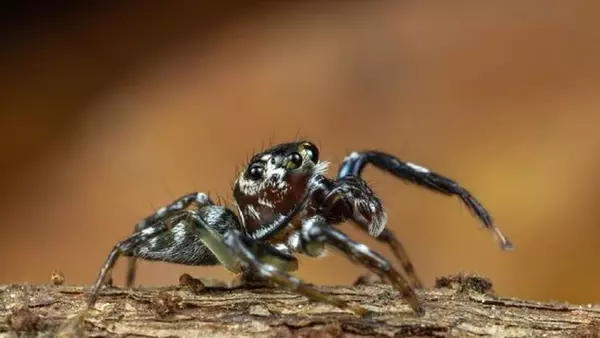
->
[493,227,514,251]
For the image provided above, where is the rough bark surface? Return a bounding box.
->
[1,274,599,337]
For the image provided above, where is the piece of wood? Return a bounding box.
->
[0,273,599,337]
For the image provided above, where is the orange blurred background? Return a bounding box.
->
[1,2,599,305]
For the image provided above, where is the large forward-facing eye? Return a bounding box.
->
[301,142,319,163]
[246,164,264,180]
[285,152,303,170]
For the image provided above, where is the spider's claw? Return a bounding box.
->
[387,272,425,316]
[494,227,514,251]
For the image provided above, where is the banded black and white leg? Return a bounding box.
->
[88,217,182,308]
[90,205,253,308]
[224,229,369,316]
[297,215,425,316]
[338,151,513,250]
[321,175,424,289]
[125,192,214,287]
[88,205,370,316]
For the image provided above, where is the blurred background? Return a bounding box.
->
[1,1,600,305]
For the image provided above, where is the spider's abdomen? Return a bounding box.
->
[131,223,221,266]
[131,206,241,266]
[195,205,242,233]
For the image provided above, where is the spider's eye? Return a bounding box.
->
[285,152,303,170]
[302,142,319,163]
[247,164,264,180]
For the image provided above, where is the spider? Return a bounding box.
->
[86,140,512,317]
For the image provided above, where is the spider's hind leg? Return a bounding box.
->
[88,219,177,308]
[134,209,371,316]
[88,206,240,310]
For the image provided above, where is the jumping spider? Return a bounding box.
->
[87,141,512,316]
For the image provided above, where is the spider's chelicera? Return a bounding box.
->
[87,141,512,317]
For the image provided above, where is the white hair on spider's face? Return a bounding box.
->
[234,141,326,200]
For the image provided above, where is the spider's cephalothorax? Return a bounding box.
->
[232,141,327,239]
[86,140,513,318]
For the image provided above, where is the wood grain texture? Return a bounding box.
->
[1,274,599,337]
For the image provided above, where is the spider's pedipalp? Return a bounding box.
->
[316,174,424,288]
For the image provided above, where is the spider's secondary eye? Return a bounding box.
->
[302,142,319,163]
[285,152,303,169]
[247,164,264,180]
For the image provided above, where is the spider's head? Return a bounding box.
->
[233,141,328,231]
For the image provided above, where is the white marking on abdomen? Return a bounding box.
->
[172,223,187,245]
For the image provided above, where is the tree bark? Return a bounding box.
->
[1,273,599,337]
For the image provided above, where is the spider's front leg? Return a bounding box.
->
[126,192,214,287]
[321,175,424,289]
[223,229,369,316]
[95,214,368,316]
[298,215,425,316]
[337,150,513,250]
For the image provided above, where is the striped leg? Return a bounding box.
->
[224,229,370,316]
[337,151,512,250]
[300,215,425,316]
[323,175,423,288]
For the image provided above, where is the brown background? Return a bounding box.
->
[1,2,599,305]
